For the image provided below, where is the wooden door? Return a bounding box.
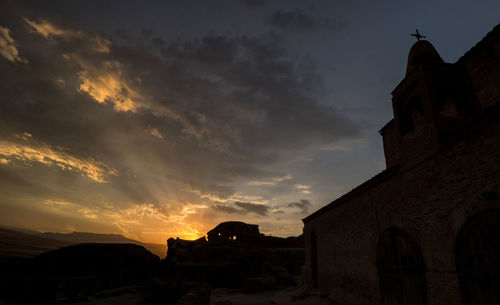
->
[456,209,500,305]
[378,228,427,305]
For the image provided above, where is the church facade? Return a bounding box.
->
[303,25,500,305]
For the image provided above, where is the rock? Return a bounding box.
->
[164,222,305,291]
[327,287,375,305]
[176,282,211,305]
[5,243,160,302]
[207,222,261,242]
[31,243,159,280]
[139,279,187,305]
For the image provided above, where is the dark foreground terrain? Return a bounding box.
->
[0,227,166,258]
[0,222,311,305]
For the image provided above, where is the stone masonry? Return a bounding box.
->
[303,24,500,305]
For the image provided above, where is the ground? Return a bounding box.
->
[210,287,336,305]
[0,284,341,305]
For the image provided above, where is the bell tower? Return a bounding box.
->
[380,39,475,168]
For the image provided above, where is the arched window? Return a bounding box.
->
[400,96,425,135]
[456,209,500,305]
[378,228,428,305]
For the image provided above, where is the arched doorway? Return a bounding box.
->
[311,230,318,288]
[378,228,427,305]
[456,209,500,305]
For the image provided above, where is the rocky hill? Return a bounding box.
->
[0,227,166,258]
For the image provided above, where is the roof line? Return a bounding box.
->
[302,165,400,223]
[303,104,500,224]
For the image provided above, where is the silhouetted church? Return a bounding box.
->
[303,24,500,305]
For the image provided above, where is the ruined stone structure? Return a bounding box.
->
[165,222,304,291]
[303,24,500,305]
[207,221,261,242]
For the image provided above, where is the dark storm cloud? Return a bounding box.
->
[141,28,153,39]
[0,19,160,205]
[211,202,272,216]
[1,0,498,241]
[235,201,270,216]
[242,0,270,8]
[156,33,361,151]
[151,37,165,48]
[287,199,311,215]
[114,29,131,42]
[212,204,239,214]
[0,4,360,231]
[268,10,347,32]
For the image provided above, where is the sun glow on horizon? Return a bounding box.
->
[1,10,335,247]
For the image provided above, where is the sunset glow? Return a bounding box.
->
[1,0,498,245]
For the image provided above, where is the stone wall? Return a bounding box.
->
[303,114,500,304]
[303,23,500,305]
[459,24,500,111]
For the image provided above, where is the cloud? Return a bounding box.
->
[146,127,163,139]
[268,10,347,32]
[152,37,165,48]
[294,184,310,189]
[122,203,169,220]
[211,201,272,216]
[39,198,206,241]
[76,59,139,113]
[23,19,139,113]
[294,184,312,194]
[24,18,68,38]
[24,18,111,53]
[0,10,361,241]
[0,137,117,183]
[287,199,311,215]
[212,204,239,214]
[242,0,270,8]
[190,187,235,203]
[235,201,270,216]
[248,174,292,186]
[44,199,100,219]
[0,26,27,63]
[157,33,360,153]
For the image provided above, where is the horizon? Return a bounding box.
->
[1,0,499,244]
[3,222,300,245]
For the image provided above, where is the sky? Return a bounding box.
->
[0,0,499,244]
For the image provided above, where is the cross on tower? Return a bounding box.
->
[411,29,426,41]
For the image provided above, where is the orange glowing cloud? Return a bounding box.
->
[0,137,117,183]
[24,18,140,113]
[0,26,27,63]
[146,127,163,139]
[39,199,208,243]
[78,66,138,112]
[248,174,292,186]
[22,18,238,151]
[23,18,111,53]
[44,199,99,219]
[62,56,139,113]
[101,203,208,242]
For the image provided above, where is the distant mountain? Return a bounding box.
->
[141,242,167,259]
[0,225,43,236]
[40,232,167,258]
[0,228,72,258]
[41,232,139,244]
[0,227,167,258]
